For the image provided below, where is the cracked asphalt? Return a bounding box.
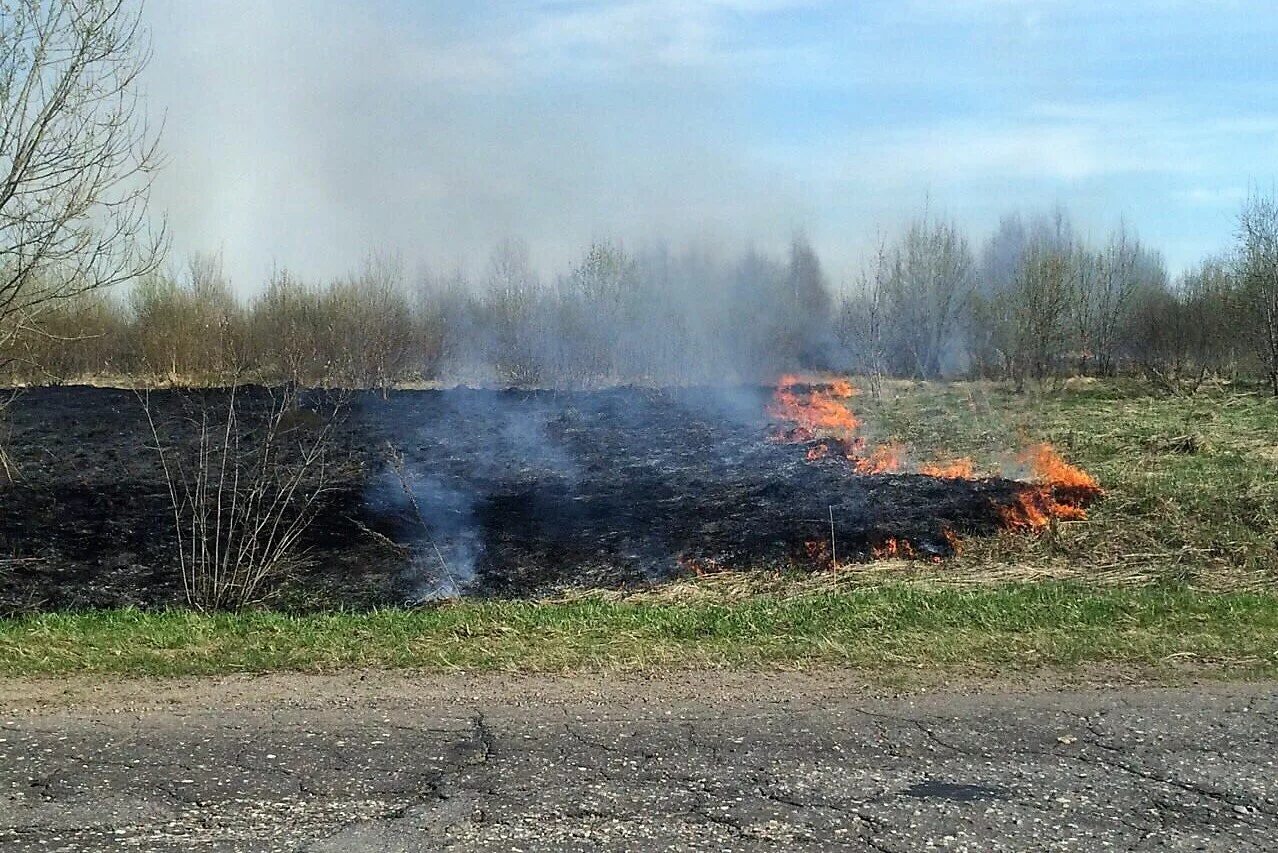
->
[0,673,1274,851]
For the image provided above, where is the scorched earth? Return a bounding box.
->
[0,380,1097,611]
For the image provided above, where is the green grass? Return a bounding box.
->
[1,583,1275,677]
[863,379,1278,584]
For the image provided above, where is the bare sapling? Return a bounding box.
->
[142,385,343,611]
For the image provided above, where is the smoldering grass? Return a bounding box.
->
[0,583,1275,677]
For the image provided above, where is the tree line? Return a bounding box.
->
[4,195,1278,394]
[837,203,1277,395]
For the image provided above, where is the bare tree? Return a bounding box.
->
[729,247,789,378]
[881,214,975,378]
[0,0,164,357]
[979,238,1075,392]
[251,267,321,384]
[1071,225,1159,376]
[1178,257,1244,380]
[485,239,542,385]
[562,240,638,384]
[0,286,124,381]
[836,239,890,397]
[784,234,833,367]
[1237,192,1278,396]
[328,252,414,394]
[412,267,475,380]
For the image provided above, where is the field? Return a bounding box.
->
[0,383,1045,610]
[0,378,1275,677]
[863,379,1278,588]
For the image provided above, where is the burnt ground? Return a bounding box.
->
[0,673,1275,851]
[0,385,1036,612]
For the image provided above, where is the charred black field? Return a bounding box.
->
[0,384,1047,613]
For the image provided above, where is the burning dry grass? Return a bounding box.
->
[848,379,1278,589]
[918,457,976,479]
[732,375,1278,591]
[765,375,1103,558]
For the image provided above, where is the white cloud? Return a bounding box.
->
[795,120,1184,190]
[502,0,829,75]
[1173,187,1249,206]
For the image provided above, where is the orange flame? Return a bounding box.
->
[870,537,917,559]
[998,444,1102,530]
[853,440,907,474]
[767,375,861,435]
[919,457,976,479]
[766,376,1102,550]
[1021,443,1100,494]
[767,375,893,473]
[997,489,1054,531]
[941,526,962,554]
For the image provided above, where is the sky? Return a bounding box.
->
[142,0,1278,292]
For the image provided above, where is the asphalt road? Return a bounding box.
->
[0,673,1274,851]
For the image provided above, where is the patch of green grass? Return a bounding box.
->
[863,380,1278,584]
[1,583,1275,677]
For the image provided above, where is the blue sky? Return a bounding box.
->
[145,0,1278,290]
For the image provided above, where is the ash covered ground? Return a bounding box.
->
[0,386,1033,612]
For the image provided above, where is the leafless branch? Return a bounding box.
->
[0,0,166,358]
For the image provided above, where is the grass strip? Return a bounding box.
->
[0,582,1275,677]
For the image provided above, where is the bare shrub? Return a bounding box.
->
[4,200,1277,391]
[142,385,343,611]
[325,254,415,394]
[129,255,243,383]
[250,268,323,385]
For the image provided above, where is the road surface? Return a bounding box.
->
[0,672,1274,851]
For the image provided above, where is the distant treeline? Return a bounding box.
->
[5,199,1278,394]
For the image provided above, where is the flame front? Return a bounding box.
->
[765,375,1103,561]
[870,537,916,559]
[854,440,907,475]
[765,377,923,475]
[918,457,975,479]
[999,443,1103,530]
[766,375,878,467]
[766,374,861,437]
